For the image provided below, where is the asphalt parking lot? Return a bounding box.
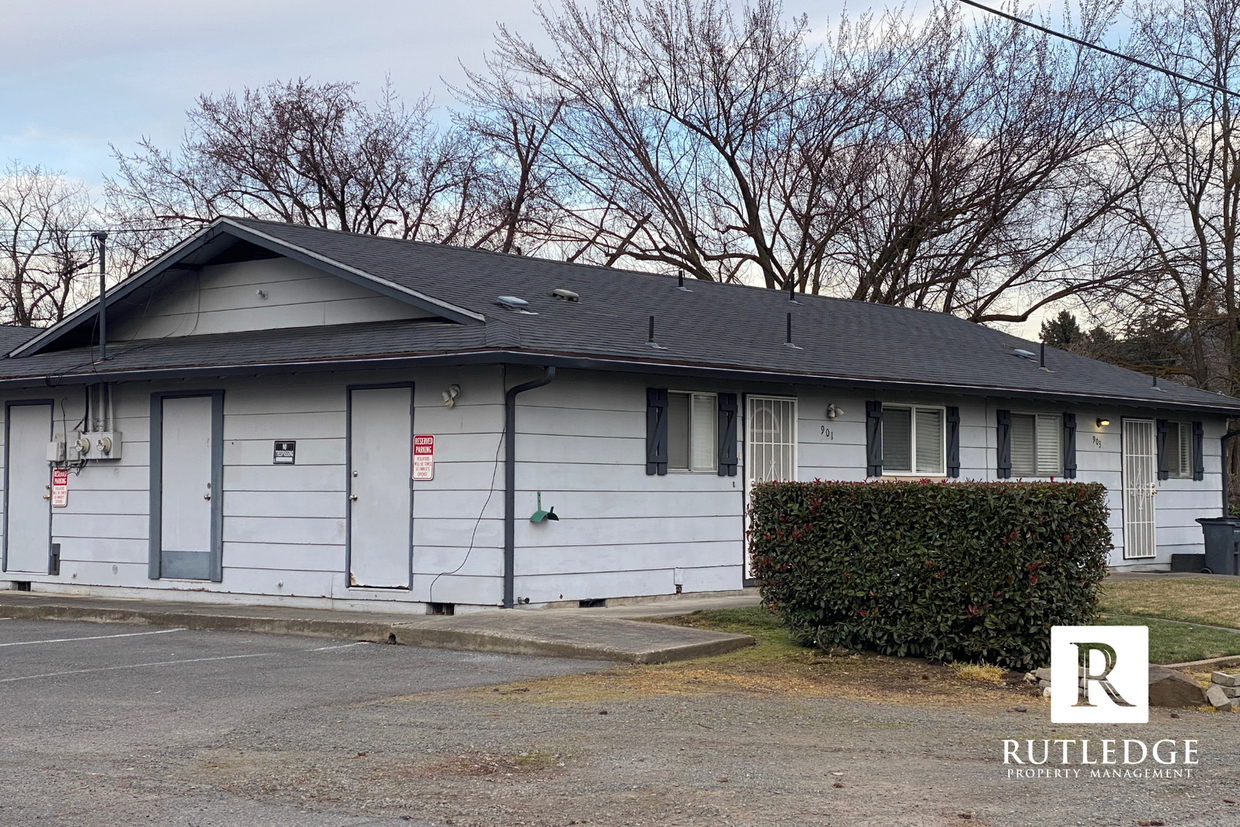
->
[5,617,1240,827]
[0,618,606,826]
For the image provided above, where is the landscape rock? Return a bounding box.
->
[1206,684,1232,709]
[1221,686,1240,699]
[1033,667,1053,683]
[1211,672,1240,688]
[1148,666,1208,708]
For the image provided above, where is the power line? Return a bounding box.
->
[958,0,1238,99]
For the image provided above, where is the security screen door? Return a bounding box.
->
[745,396,798,578]
[4,403,53,574]
[348,386,413,589]
[1122,419,1157,560]
[159,395,216,579]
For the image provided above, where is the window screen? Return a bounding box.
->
[667,391,717,472]
[691,393,717,472]
[883,407,912,473]
[914,408,943,474]
[1010,413,1061,476]
[1168,422,1192,478]
[667,392,691,470]
[882,406,943,474]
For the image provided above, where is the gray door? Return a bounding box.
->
[4,403,52,574]
[160,396,215,578]
[348,386,412,588]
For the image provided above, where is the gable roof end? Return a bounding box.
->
[8,217,484,359]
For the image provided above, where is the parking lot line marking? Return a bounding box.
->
[0,628,185,648]
[307,642,368,652]
[0,652,275,684]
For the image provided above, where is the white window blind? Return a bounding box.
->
[884,407,912,472]
[1169,422,1192,478]
[667,392,691,470]
[914,408,943,474]
[1036,415,1061,476]
[691,393,717,472]
[667,391,717,472]
[1011,413,1060,476]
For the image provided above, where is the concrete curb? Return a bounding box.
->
[0,597,754,664]
[1164,654,1240,671]
[388,622,752,664]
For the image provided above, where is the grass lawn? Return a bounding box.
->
[662,604,1240,668]
[1099,613,1240,664]
[1100,576,1240,629]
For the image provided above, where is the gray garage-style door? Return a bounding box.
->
[347,385,413,589]
[4,402,53,574]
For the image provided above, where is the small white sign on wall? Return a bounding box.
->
[413,434,434,480]
[51,468,69,508]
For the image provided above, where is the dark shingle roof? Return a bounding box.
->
[3,216,1237,414]
[0,325,39,352]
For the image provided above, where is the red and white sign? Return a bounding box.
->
[413,434,435,481]
[51,468,69,508]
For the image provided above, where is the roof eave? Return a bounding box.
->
[7,348,1238,416]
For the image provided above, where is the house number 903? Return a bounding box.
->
[820,425,833,440]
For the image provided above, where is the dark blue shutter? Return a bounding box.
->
[945,406,960,478]
[1193,421,1204,481]
[717,393,738,477]
[866,401,883,477]
[1062,413,1077,479]
[1156,419,1169,481]
[996,410,1012,479]
[646,388,668,475]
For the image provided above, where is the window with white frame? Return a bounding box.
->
[667,391,717,472]
[1167,421,1193,479]
[883,405,944,475]
[1010,413,1061,477]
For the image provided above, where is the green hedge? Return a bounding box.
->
[749,480,1112,671]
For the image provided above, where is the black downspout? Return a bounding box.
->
[1223,430,1240,514]
[504,366,556,608]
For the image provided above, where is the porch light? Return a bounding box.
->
[1097,418,1110,427]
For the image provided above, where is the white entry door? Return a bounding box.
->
[4,403,53,574]
[744,396,798,577]
[348,386,412,589]
[1122,419,1157,560]
[158,395,217,580]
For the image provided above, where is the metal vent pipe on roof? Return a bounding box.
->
[91,231,108,362]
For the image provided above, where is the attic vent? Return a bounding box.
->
[551,288,580,302]
[496,295,538,315]
[1013,348,1038,361]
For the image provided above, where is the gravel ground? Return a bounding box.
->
[2,618,1237,826]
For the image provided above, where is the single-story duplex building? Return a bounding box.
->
[0,217,1236,612]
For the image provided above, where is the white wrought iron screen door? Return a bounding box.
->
[745,396,797,578]
[1122,419,1157,560]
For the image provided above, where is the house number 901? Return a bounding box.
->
[820,426,833,440]
[1092,435,1103,448]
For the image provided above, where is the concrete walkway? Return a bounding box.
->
[0,589,760,664]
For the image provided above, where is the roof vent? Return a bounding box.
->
[496,295,537,315]
[551,288,580,303]
[1013,348,1038,362]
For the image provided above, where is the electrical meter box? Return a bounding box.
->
[73,431,123,460]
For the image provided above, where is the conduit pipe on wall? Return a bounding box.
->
[504,365,556,608]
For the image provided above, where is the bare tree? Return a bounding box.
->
[0,162,98,327]
[1104,0,1240,393]
[106,79,488,250]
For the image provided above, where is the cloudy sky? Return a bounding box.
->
[1,0,877,188]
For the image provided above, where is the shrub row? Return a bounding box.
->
[749,480,1112,671]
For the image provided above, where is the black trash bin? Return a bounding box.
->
[1195,517,1240,575]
